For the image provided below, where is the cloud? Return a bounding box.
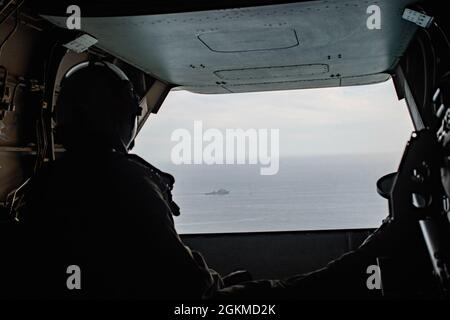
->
[134,79,413,163]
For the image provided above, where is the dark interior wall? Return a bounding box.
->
[0,13,42,203]
[182,229,373,279]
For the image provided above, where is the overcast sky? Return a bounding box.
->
[133,79,413,166]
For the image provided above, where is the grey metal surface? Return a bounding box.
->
[43,0,418,93]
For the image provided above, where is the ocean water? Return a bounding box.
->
[149,153,401,234]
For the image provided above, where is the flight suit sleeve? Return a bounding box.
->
[115,165,223,299]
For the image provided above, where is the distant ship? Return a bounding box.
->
[205,188,230,195]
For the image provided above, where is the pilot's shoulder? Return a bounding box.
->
[110,152,150,176]
[108,152,167,198]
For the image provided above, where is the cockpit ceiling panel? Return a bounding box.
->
[43,0,419,94]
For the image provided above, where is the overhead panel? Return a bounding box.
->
[42,0,419,94]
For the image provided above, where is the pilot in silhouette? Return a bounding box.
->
[9,61,226,299]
